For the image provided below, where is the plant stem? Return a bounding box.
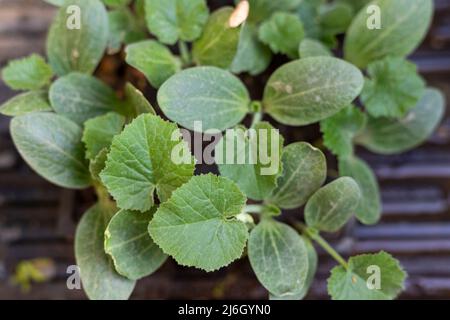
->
[250,111,262,128]
[178,41,191,66]
[298,223,349,269]
[244,204,264,214]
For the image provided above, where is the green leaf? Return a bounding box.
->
[75,202,135,300]
[107,9,145,54]
[43,0,65,6]
[158,66,250,132]
[10,112,91,189]
[123,82,156,117]
[49,73,122,125]
[339,156,381,225]
[82,112,125,160]
[125,40,182,89]
[0,90,52,116]
[344,0,433,68]
[105,208,167,280]
[216,122,284,201]
[248,219,309,297]
[361,57,425,118]
[268,142,326,209]
[46,0,109,76]
[100,114,195,212]
[148,174,248,272]
[356,88,445,155]
[230,23,272,76]
[263,57,364,126]
[1,54,53,91]
[144,0,209,45]
[328,251,406,300]
[258,12,304,59]
[299,38,332,58]
[103,0,131,7]
[89,148,109,182]
[318,2,354,36]
[296,0,322,39]
[244,0,302,23]
[320,105,367,158]
[338,0,372,12]
[192,7,240,69]
[269,236,317,300]
[305,177,361,232]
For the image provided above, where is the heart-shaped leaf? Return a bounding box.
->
[216,122,284,201]
[49,73,123,125]
[105,208,167,280]
[361,57,425,118]
[356,88,445,154]
[82,112,125,160]
[320,105,367,158]
[258,12,304,59]
[248,219,309,297]
[144,0,209,45]
[328,251,406,300]
[100,114,195,212]
[339,156,381,225]
[75,202,135,300]
[157,66,250,132]
[305,177,361,232]
[192,7,240,69]
[148,174,248,272]
[263,57,364,126]
[0,90,51,116]
[344,0,433,68]
[1,54,53,91]
[10,112,91,189]
[125,40,182,89]
[268,142,327,209]
[46,0,109,76]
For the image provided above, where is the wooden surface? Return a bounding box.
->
[1,0,450,300]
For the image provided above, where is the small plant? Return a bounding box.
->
[0,0,444,300]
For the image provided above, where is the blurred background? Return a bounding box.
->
[1,0,450,299]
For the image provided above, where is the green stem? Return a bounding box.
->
[244,204,264,214]
[94,182,111,205]
[250,111,262,128]
[178,41,191,66]
[299,224,349,269]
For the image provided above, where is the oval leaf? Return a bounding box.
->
[344,0,433,68]
[148,174,248,272]
[356,88,445,154]
[270,236,317,300]
[125,40,182,89]
[10,112,90,189]
[0,90,52,116]
[75,202,135,300]
[105,208,167,280]
[123,82,156,117]
[248,219,309,297]
[305,177,361,232]
[158,66,250,132]
[263,57,364,126]
[46,0,109,76]
[268,142,327,209]
[328,251,406,300]
[299,38,332,58]
[49,73,122,125]
[339,156,381,225]
[192,7,240,69]
[216,122,284,201]
[100,114,195,212]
